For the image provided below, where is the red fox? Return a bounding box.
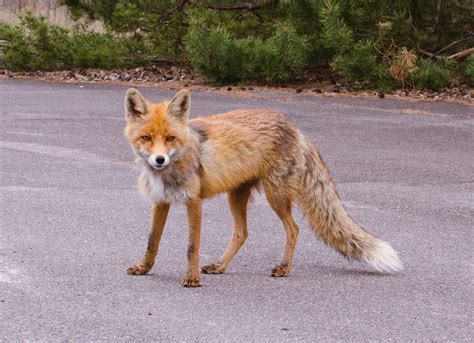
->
[124,89,403,287]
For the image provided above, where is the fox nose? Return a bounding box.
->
[155,155,166,165]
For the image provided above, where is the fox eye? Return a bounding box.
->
[141,135,151,142]
[166,136,176,142]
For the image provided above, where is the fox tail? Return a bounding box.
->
[298,141,403,273]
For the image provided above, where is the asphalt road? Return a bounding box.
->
[1,80,473,341]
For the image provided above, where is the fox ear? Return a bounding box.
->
[167,89,190,123]
[124,88,148,120]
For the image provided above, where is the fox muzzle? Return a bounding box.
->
[148,154,170,170]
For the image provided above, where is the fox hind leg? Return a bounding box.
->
[264,184,299,277]
[201,181,254,274]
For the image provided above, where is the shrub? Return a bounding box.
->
[185,19,244,84]
[2,14,75,70]
[409,59,452,91]
[465,55,474,86]
[330,40,386,86]
[69,30,150,69]
[0,21,33,70]
[0,13,151,71]
[319,0,354,56]
[185,17,308,85]
[260,23,309,84]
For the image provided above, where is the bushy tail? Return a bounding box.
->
[298,141,403,273]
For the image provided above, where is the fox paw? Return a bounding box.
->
[181,275,201,287]
[271,265,290,277]
[127,263,151,275]
[201,263,225,274]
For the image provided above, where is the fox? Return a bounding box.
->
[124,88,403,287]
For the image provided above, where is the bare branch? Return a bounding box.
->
[206,0,279,11]
[448,48,474,60]
[431,35,474,58]
[419,49,436,58]
[157,0,189,26]
[419,47,474,60]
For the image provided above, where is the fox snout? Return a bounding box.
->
[147,153,170,170]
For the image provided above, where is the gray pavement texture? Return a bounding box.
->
[1,80,473,341]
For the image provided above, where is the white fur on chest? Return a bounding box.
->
[138,169,192,204]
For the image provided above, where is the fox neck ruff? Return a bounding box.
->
[137,143,200,204]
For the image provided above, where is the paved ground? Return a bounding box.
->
[1,80,472,341]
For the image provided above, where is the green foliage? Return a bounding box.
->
[0,21,32,70]
[62,0,188,61]
[465,55,474,86]
[409,59,452,91]
[185,16,308,85]
[320,1,386,88]
[0,14,150,71]
[185,21,245,84]
[260,23,309,83]
[330,40,387,87]
[63,0,473,58]
[319,0,354,55]
[2,1,471,90]
[69,30,150,69]
[336,0,472,54]
[1,15,72,70]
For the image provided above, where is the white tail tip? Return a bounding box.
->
[363,240,403,273]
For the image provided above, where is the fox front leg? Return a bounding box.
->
[181,197,202,287]
[127,203,170,275]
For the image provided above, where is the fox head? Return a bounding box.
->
[124,89,191,171]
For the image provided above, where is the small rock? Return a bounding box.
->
[378,91,385,98]
[248,86,254,90]
[313,88,322,93]
[227,86,232,91]
[296,88,303,93]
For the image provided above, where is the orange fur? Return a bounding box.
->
[124,89,403,287]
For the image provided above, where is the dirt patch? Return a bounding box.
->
[1,66,472,105]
